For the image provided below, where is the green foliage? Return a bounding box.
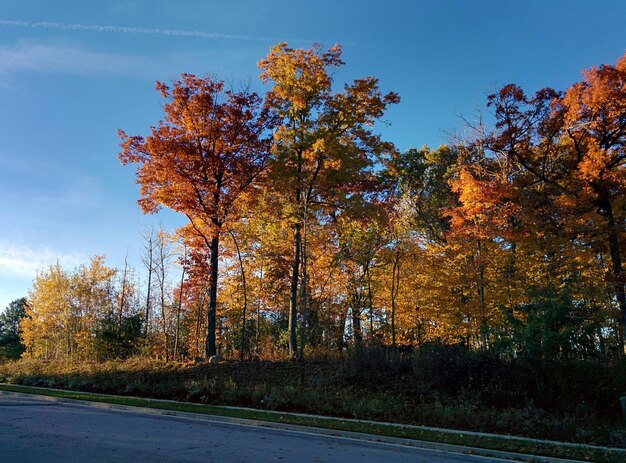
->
[388,145,458,240]
[496,283,613,362]
[0,298,27,360]
[94,315,143,360]
[228,318,257,360]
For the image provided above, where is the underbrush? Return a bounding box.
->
[1,345,625,447]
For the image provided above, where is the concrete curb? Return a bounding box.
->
[218,404,619,452]
[0,389,599,463]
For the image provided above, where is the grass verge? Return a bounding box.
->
[1,383,623,463]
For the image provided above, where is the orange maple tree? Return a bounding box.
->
[481,53,626,351]
[119,74,274,357]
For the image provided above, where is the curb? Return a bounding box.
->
[0,389,591,463]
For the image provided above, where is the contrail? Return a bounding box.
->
[0,19,299,42]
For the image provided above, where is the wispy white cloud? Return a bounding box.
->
[0,240,85,278]
[0,154,102,210]
[0,19,307,43]
[0,39,159,81]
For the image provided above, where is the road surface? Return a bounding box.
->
[0,394,508,462]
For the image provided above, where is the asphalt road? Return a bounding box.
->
[0,395,508,463]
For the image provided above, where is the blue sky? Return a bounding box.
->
[1,0,625,310]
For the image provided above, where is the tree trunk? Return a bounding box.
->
[299,199,309,361]
[352,291,363,346]
[229,231,248,361]
[604,201,626,354]
[256,267,263,355]
[365,262,374,340]
[289,148,303,360]
[194,286,206,359]
[157,234,169,362]
[206,235,220,357]
[173,248,186,360]
[144,236,154,335]
[336,305,349,350]
[119,254,129,326]
[289,223,301,359]
[415,305,422,345]
[327,297,332,351]
[391,251,400,349]
[160,290,169,362]
[476,240,489,351]
[298,272,307,359]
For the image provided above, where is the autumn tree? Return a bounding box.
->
[21,263,72,359]
[258,43,399,358]
[383,146,459,346]
[119,74,274,357]
[71,256,118,358]
[21,257,123,360]
[561,56,626,351]
[483,53,626,352]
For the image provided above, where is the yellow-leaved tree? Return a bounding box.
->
[21,256,117,361]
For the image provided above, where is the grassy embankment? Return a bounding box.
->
[1,346,625,462]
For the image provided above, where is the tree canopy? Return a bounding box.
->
[15,45,626,363]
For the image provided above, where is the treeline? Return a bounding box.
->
[12,44,626,363]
